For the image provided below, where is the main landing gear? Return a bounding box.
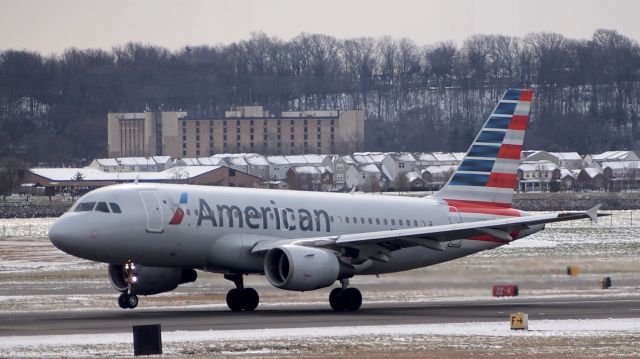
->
[224,274,259,311]
[329,278,362,312]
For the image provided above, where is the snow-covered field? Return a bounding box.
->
[1,319,640,358]
[1,212,639,357]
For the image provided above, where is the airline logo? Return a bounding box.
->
[439,88,533,215]
[169,192,188,225]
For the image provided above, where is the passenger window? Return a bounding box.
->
[376,218,380,225]
[384,219,388,225]
[109,202,122,213]
[399,219,403,226]
[345,217,350,224]
[368,218,372,224]
[360,217,365,224]
[414,220,418,226]
[95,202,110,213]
[406,219,410,226]
[353,217,357,223]
[74,202,95,212]
[391,219,395,225]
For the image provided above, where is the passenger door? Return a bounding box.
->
[139,191,164,233]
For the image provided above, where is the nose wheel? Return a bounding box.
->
[224,274,259,311]
[329,279,362,312]
[118,293,139,309]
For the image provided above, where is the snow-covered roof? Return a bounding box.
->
[93,158,120,167]
[151,156,172,164]
[518,161,558,172]
[404,171,423,183]
[414,153,437,162]
[178,158,201,166]
[421,165,456,175]
[386,152,416,162]
[30,166,223,182]
[356,164,381,173]
[550,152,582,161]
[246,155,269,166]
[229,157,249,166]
[560,168,576,179]
[601,161,640,170]
[581,167,603,178]
[590,151,635,161]
[267,156,289,165]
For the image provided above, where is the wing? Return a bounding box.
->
[251,206,606,257]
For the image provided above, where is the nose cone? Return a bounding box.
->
[49,214,93,257]
[49,215,74,254]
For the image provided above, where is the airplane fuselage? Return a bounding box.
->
[50,183,529,275]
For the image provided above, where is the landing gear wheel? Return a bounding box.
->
[329,288,344,311]
[127,294,139,309]
[226,288,260,311]
[226,288,243,311]
[118,293,128,309]
[329,287,362,312]
[342,288,362,312]
[118,293,139,309]
[241,288,259,311]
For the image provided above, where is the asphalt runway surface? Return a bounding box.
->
[2,295,639,337]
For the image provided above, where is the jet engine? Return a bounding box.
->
[108,263,197,296]
[264,245,353,291]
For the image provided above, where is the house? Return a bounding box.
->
[559,169,577,191]
[584,151,640,167]
[576,167,605,190]
[246,155,270,180]
[517,161,561,192]
[601,161,640,191]
[331,155,355,190]
[524,151,583,170]
[421,165,456,190]
[267,155,291,180]
[345,164,382,192]
[381,152,417,185]
[286,166,333,191]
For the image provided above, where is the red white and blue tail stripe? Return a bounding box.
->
[435,89,533,212]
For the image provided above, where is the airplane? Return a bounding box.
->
[49,89,604,312]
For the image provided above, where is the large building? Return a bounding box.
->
[107,106,364,157]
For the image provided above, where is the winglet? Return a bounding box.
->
[586,204,601,223]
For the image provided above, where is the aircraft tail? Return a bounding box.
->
[434,89,533,209]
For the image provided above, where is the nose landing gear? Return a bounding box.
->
[117,261,139,309]
[118,293,139,309]
[224,274,259,311]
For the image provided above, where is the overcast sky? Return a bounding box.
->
[1,0,639,55]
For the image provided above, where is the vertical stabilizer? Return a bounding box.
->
[434,89,533,209]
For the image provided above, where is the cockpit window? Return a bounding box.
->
[74,202,96,212]
[95,202,110,213]
[109,202,122,213]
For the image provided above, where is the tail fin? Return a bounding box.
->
[434,89,533,208]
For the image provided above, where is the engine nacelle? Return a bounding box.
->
[108,264,197,296]
[264,245,352,291]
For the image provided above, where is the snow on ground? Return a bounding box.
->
[2,319,640,358]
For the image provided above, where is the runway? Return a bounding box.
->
[2,295,639,337]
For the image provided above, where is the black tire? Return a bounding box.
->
[329,288,344,311]
[342,288,362,312]
[118,294,129,309]
[241,288,259,311]
[127,294,139,309]
[226,288,243,311]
